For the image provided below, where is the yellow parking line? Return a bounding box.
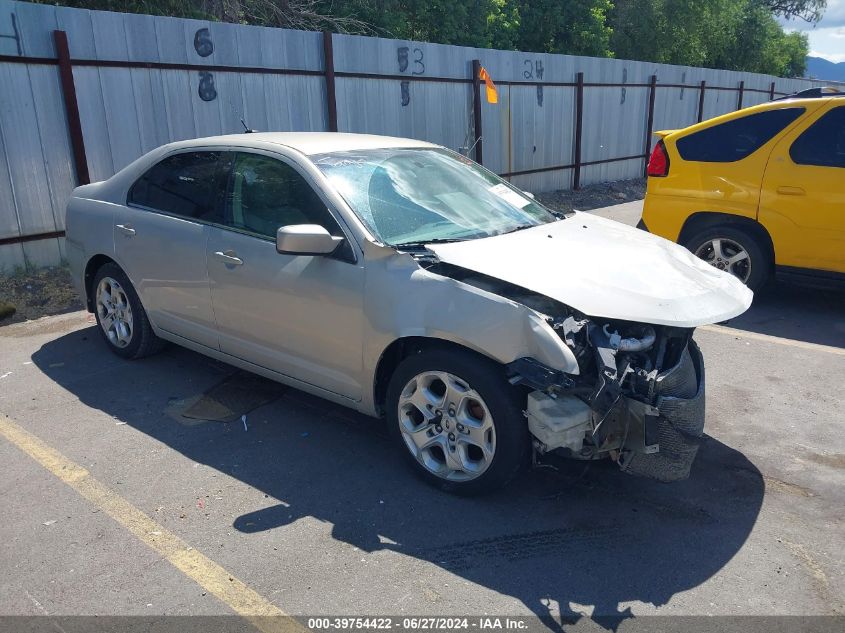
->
[700,324,845,356]
[0,415,303,633]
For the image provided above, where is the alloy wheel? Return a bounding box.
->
[397,371,496,481]
[96,276,134,348]
[694,237,752,284]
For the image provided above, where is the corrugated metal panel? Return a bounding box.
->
[11,0,57,56]
[72,66,114,182]
[21,237,62,268]
[0,0,840,269]
[263,75,327,131]
[28,63,75,230]
[0,62,56,236]
[0,103,20,241]
[335,77,471,150]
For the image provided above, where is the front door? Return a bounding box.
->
[760,104,845,274]
[206,151,365,400]
[115,150,228,349]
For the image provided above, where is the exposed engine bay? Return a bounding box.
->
[426,262,706,482]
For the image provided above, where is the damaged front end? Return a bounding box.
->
[509,317,706,482]
[419,260,708,482]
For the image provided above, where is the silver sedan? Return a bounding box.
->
[66,133,751,494]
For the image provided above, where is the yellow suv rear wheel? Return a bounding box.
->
[684,226,771,293]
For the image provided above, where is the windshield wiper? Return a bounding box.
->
[393,237,467,248]
[498,224,537,236]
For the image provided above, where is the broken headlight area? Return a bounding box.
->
[422,259,707,481]
[509,319,706,482]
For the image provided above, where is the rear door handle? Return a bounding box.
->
[116,224,136,236]
[776,186,805,196]
[213,250,243,266]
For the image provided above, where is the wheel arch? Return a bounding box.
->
[372,336,507,416]
[678,212,775,267]
[83,254,119,312]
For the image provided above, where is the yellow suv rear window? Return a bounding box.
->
[676,108,804,163]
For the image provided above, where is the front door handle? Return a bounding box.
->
[776,186,805,196]
[116,224,136,236]
[213,250,243,266]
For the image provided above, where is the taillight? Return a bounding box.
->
[647,140,670,177]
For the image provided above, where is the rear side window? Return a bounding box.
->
[790,106,845,168]
[128,151,224,222]
[676,108,804,163]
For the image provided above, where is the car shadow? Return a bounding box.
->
[722,280,845,348]
[33,329,764,627]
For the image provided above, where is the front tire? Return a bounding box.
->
[386,347,529,495]
[92,263,163,359]
[685,225,770,292]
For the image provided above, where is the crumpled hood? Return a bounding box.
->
[428,212,753,327]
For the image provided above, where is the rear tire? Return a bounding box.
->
[91,263,164,359]
[386,347,529,495]
[684,225,770,292]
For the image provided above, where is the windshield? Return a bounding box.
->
[311,148,559,246]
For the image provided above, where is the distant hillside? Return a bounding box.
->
[806,56,845,82]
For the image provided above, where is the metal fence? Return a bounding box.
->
[0,0,834,270]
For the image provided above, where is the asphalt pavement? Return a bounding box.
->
[0,202,842,630]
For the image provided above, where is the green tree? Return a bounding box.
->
[32,1,376,32]
[486,0,521,51]
[318,0,514,47]
[34,0,817,76]
[758,0,826,22]
[779,31,810,77]
[611,0,739,67]
[510,0,614,56]
[716,3,809,75]
[327,0,612,55]
[610,0,810,77]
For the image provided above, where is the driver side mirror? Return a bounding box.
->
[276,224,344,256]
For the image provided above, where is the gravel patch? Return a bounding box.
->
[537,178,645,214]
[0,265,84,326]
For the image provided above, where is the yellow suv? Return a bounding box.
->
[640,87,845,292]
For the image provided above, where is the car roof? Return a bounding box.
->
[767,96,844,107]
[657,93,840,139]
[773,86,844,102]
[163,132,439,156]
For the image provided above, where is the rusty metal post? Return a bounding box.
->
[53,30,89,185]
[643,74,657,177]
[769,81,776,100]
[471,59,483,165]
[573,72,584,190]
[322,31,338,132]
[697,80,706,122]
[737,80,745,110]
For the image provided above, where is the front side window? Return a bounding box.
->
[676,108,805,163]
[128,151,223,221]
[312,148,558,246]
[224,153,341,239]
[790,106,845,168]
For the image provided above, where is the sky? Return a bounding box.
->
[780,0,845,62]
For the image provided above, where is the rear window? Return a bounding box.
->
[128,151,224,221]
[790,106,845,168]
[676,108,804,163]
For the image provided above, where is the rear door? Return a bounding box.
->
[667,107,807,221]
[115,150,228,349]
[760,103,845,273]
[206,150,365,399]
